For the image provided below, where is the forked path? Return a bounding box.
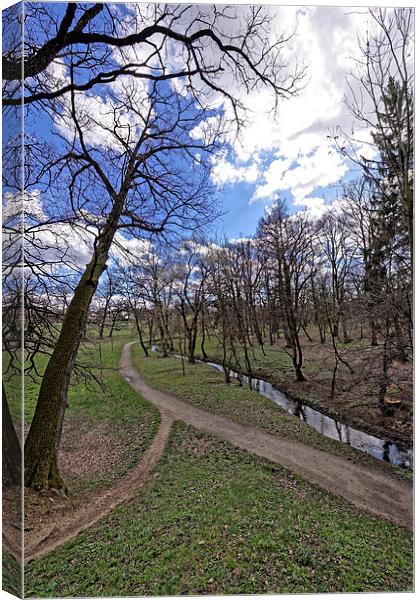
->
[121,342,413,531]
[24,414,173,563]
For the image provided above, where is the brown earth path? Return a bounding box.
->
[121,342,413,531]
[23,414,173,563]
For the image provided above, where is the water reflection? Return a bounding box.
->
[206,361,412,469]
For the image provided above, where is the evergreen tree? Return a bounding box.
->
[371,77,413,266]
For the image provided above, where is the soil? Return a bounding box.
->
[2,486,22,561]
[121,342,412,531]
[18,416,143,542]
[3,408,172,563]
[59,418,123,485]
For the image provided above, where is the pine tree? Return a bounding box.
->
[370,77,413,267]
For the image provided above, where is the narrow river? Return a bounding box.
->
[205,361,413,469]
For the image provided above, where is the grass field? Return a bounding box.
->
[4,330,412,596]
[2,551,21,597]
[25,421,413,596]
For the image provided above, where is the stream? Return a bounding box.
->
[153,347,412,469]
[205,361,413,469]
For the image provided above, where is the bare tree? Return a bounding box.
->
[337,7,413,263]
[14,4,303,490]
[172,241,210,363]
[3,2,303,112]
[257,204,311,381]
[24,79,219,490]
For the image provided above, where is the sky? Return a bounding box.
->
[206,4,383,240]
[4,1,413,252]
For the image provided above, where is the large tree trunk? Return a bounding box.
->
[24,202,122,490]
[2,384,21,486]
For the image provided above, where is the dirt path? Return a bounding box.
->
[24,414,173,563]
[121,342,413,531]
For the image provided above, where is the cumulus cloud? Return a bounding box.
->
[35,4,408,236]
[189,6,385,211]
[111,233,153,267]
[252,142,347,203]
[3,189,46,222]
[210,155,259,187]
[250,157,293,201]
[228,236,255,246]
[53,72,150,151]
[294,196,328,220]
[3,190,153,277]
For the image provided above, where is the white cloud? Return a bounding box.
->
[210,155,259,187]
[3,190,153,277]
[249,157,293,201]
[110,233,153,267]
[294,196,328,220]
[252,142,347,203]
[53,74,150,151]
[31,4,410,235]
[188,6,385,211]
[229,236,255,246]
[3,189,46,222]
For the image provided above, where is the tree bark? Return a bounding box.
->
[24,199,123,490]
[134,309,149,357]
[2,384,21,486]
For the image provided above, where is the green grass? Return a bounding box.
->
[66,332,159,493]
[190,335,350,421]
[200,335,294,378]
[2,551,22,597]
[196,334,409,428]
[25,422,413,596]
[132,346,409,478]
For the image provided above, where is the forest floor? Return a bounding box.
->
[197,333,412,443]
[4,330,413,595]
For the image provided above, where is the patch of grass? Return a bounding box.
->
[25,423,413,596]
[132,346,409,479]
[65,333,160,493]
[2,551,22,597]
[201,335,294,375]
[3,325,137,424]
